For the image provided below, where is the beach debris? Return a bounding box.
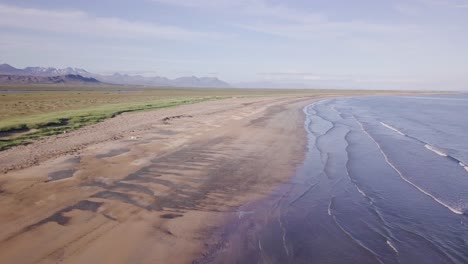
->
[162,115,193,124]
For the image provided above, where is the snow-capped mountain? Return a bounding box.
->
[0,63,230,88]
[22,66,91,76]
[0,64,91,76]
[0,74,101,85]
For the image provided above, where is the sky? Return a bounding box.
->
[0,0,467,90]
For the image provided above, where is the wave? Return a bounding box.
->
[386,240,398,254]
[425,144,448,157]
[356,118,464,215]
[331,214,384,264]
[379,120,468,174]
[380,122,406,136]
[401,96,468,101]
[356,185,368,198]
[304,102,327,136]
[328,198,334,216]
[344,132,403,257]
[423,145,468,174]
[237,210,254,219]
[459,162,468,172]
[278,214,290,257]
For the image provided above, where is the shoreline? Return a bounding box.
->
[202,93,468,263]
[0,95,326,263]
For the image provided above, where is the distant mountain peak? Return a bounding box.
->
[0,74,101,85]
[0,63,21,74]
[0,63,15,69]
[0,63,230,88]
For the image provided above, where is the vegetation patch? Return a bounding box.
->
[0,95,222,150]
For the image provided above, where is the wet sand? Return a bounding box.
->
[0,95,332,263]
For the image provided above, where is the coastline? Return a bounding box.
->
[0,95,326,263]
[201,94,468,264]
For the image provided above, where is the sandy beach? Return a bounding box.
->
[0,95,330,263]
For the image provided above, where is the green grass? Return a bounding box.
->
[0,93,222,150]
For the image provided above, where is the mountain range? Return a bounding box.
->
[0,74,100,85]
[0,64,230,88]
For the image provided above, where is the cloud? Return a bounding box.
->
[417,0,468,8]
[0,4,224,41]
[152,0,418,39]
[152,0,326,24]
[237,21,418,40]
[238,72,444,90]
[258,71,324,81]
[257,71,430,85]
[395,0,468,16]
[395,4,422,16]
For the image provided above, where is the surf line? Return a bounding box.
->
[424,144,447,157]
[459,162,468,173]
[386,240,399,254]
[379,121,468,174]
[380,122,405,136]
[357,118,464,215]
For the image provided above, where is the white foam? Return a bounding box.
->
[380,122,405,136]
[347,168,369,199]
[457,162,468,173]
[356,186,368,198]
[237,210,253,219]
[278,216,290,256]
[402,96,468,101]
[425,144,448,157]
[386,240,398,254]
[356,118,464,215]
[332,215,385,264]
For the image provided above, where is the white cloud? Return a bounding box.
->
[258,72,323,81]
[417,0,468,8]
[250,71,461,90]
[152,0,418,39]
[258,71,430,84]
[152,0,326,23]
[395,0,468,16]
[395,4,422,16]
[0,4,224,40]
[237,21,418,40]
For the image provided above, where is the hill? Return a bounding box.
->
[0,74,101,85]
[0,64,230,88]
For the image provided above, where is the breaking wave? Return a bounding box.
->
[380,120,467,174]
[380,122,405,136]
[460,162,468,172]
[386,240,398,254]
[356,118,464,215]
[425,144,448,157]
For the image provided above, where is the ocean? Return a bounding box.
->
[210,94,468,264]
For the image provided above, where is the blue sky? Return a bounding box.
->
[0,0,467,90]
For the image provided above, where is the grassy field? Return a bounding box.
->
[0,85,400,150]
[0,87,238,150]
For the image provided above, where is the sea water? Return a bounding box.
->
[211,94,468,264]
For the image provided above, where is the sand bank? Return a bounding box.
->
[0,95,332,263]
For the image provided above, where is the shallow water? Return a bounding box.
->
[208,94,468,264]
